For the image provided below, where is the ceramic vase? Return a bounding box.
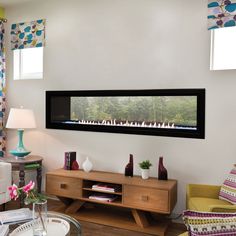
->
[125,154,133,177]
[158,156,168,180]
[82,157,93,172]
[32,200,47,236]
[141,169,149,179]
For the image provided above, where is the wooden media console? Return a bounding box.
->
[46,169,177,236]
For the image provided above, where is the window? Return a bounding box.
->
[13,47,43,80]
[210,27,236,70]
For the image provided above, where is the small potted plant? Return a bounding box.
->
[139,160,152,179]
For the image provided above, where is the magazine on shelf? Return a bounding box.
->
[0,225,9,236]
[92,183,121,192]
[89,193,118,202]
[0,208,33,225]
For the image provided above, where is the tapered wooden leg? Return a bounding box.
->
[53,204,68,212]
[131,209,149,228]
[65,200,85,214]
[58,196,73,206]
[19,164,25,208]
[36,162,42,193]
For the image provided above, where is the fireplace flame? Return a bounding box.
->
[71,120,175,128]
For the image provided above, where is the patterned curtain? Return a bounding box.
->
[0,22,6,157]
[208,0,236,29]
[11,19,45,50]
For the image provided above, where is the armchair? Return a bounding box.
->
[179,183,236,236]
[187,184,235,212]
[0,162,12,209]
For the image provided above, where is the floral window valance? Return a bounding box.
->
[11,19,45,50]
[208,0,236,30]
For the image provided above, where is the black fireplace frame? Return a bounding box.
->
[46,89,205,139]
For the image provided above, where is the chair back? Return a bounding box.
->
[0,162,12,203]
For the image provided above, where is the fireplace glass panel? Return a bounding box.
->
[69,96,197,130]
[46,89,205,139]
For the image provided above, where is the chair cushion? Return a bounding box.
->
[219,166,236,204]
[189,197,231,212]
[178,233,188,236]
[183,210,236,236]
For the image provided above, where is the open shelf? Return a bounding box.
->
[83,188,122,195]
[82,179,123,199]
[80,197,123,207]
[82,187,122,195]
[82,188,123,207]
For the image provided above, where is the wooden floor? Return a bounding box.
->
[3,199,186,236]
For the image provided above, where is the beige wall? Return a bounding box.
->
[4,0,236,214]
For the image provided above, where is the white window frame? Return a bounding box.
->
[210,30,215,71]
[13,47,44,80]
[210,27,236,71]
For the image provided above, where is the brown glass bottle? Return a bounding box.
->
[158,156,168,180]
[125,154,133,177]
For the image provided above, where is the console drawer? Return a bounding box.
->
[123,185,169,212]
[46,174,82,199]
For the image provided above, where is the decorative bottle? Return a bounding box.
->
[158,156,168,180]
[82,157,93,172]
[125,154,133,177]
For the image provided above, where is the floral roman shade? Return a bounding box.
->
[208,0,236,29]
[11,19,45,50]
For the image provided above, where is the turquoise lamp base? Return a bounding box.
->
[10,129,31,159]
[10,149,31,159]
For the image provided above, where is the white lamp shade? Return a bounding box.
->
[6,108,36,129]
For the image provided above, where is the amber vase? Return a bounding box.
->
[158,156,168,180]
[125,154,133,177]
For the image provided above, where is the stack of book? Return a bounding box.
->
[0,208,32,225]
[89,194,118,202]
[92,183,121,193]
[64,152,76,170]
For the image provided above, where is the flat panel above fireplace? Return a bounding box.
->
[46,89,205,139]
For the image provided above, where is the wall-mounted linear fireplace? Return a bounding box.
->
[46,89,205,139]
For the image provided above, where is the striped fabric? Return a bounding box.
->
[183,210,236,236]
[219,167,236,204]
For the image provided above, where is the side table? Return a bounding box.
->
[1,155,43,207]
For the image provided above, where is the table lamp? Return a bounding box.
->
[6,108,36,158]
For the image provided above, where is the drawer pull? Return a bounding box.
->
[141,195,149,201]
[60,183,67,189]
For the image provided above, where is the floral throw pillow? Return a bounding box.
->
[219,167,236,204]
[183,210,236,236]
